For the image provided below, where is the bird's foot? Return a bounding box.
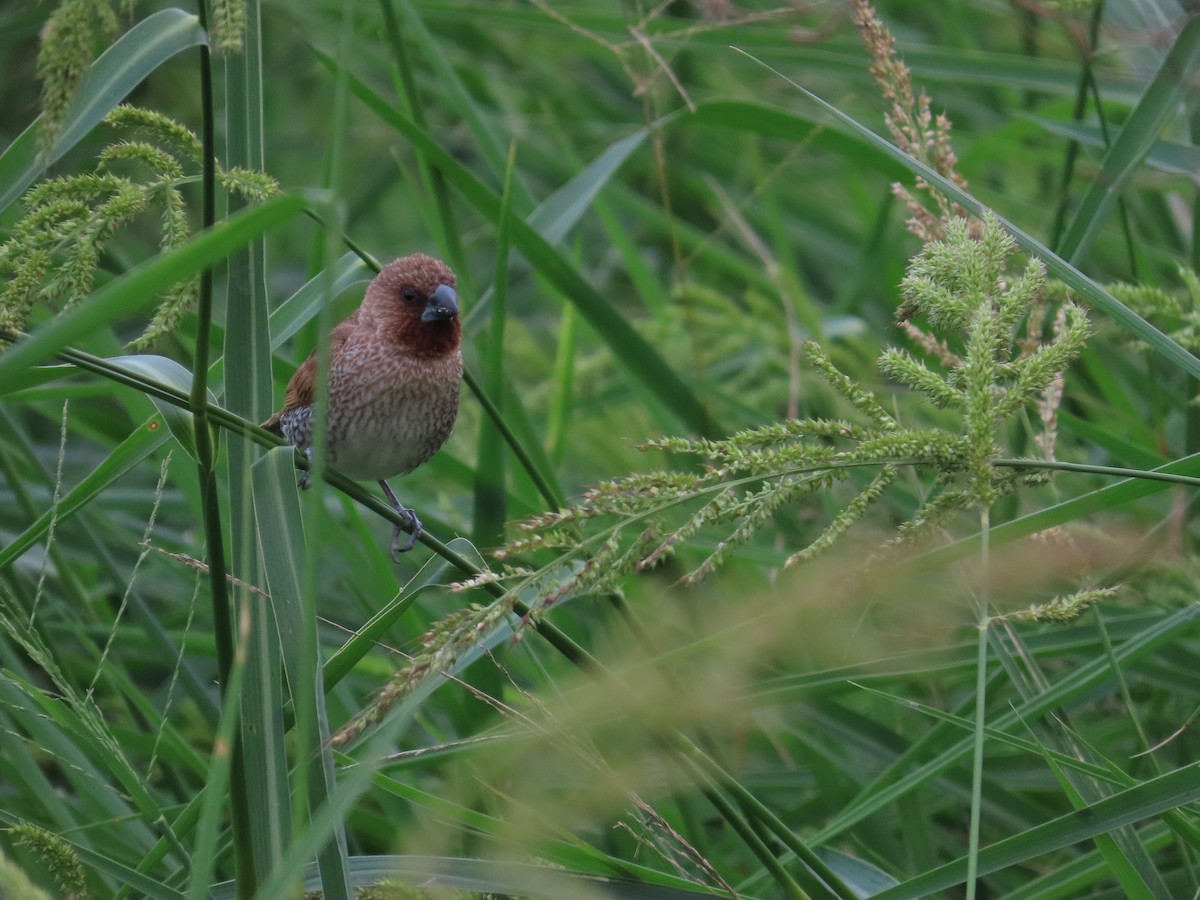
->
[390,509,422,561]
[381,480,422,560]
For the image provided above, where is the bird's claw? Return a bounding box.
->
[381,479,421,561]
[390,509,422,561]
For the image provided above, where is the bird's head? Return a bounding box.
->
[367,253,461,356]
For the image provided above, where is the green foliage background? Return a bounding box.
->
[1,1,1199,898]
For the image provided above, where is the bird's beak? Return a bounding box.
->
[422,284,459,322]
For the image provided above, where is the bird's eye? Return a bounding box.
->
[401,287,418,304]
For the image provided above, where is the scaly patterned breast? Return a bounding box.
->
[280,341,462,481]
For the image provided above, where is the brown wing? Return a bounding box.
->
[261,311,361,433]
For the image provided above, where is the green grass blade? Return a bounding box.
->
[1034,744,1158,900]
[0,663,186,865]
[251,550,516,900]
[474,143,516,548]
[263,253,370,350]
[817,603,1200,845]
[221,0,292,882]
[216,854,735,898]
[318,569,450,695]
[999,823,1175,900]
[527,131,648,245]
[377,0,469,289]
[1056,16,1200,262]
[0,679,139,855]
[205,254,368,395]
[872,763,1200,899]
[253,447,351,899]
[854,684,1121,782]
[104,355,213,460]
[468,130,646,503]
[464,367,567,513]
[236,559,291,883]
[546,303,578,465]
[1027,115,1200,179]
[394,0,526,203]
[686,100,910,180]
[185,634,248,900]
[0,421,169,568]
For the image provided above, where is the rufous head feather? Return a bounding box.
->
[364,254,461,357]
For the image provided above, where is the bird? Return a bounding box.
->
[262,253,462,559]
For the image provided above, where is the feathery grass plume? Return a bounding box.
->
[1103,267,1200,354]
[0,106,278,350]
[103,105,203,164]
[992,587,1118,624]
[36,0,119,153]
[9,824,87,900]
[486,214,1087,604]
[852,0,966,239]
[331,601,518,747]
[210,0,247,53]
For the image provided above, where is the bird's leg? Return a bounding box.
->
[380,479,422,559]
[297,447,314,490]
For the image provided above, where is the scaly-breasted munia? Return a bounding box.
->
[262,254,462,557]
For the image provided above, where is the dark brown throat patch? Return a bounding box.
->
[399,318,462,358]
